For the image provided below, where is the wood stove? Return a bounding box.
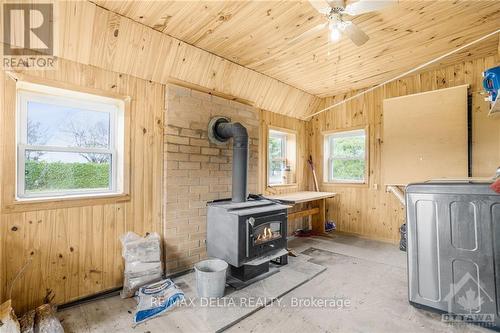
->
[207,199,289,281]
[206,116,289,281]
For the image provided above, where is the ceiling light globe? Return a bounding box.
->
[330,27,342,42]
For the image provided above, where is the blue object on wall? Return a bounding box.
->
[483,66,500,102]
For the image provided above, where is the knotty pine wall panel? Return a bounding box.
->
[0,59,164,313]
[259,110,311,195]
[259,110,313,234]
[308,54,500,242]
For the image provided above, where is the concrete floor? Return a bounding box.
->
[58,250,325,332]
[59,234,490,332]
[227,234,488,333]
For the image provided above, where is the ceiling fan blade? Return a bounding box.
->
[340,21,369,46]
[308,0,332,14]
[326,0,345,7]
[288,22,329,46]
[344,0,396,16]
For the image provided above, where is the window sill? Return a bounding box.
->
[322,182,369,188]
[267,183,298,188]
[3,193,131,213]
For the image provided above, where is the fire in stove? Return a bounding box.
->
[255,226,281,245]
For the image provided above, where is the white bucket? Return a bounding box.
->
[194,259,228,298]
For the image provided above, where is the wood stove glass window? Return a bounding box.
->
[254,221,282,245]
[267,128,296,186]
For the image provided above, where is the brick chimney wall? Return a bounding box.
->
[163,84,259,273]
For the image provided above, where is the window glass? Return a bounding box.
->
[268,132,286,185]
[27,101,111,148]
[25,151,111,194]
[324,129,367,183]
[268,129,296,186]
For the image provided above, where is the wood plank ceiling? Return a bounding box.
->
[92,0,500,98]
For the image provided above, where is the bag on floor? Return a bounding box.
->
[399,223,407,252]
[133,279,184,325]
[0,300,20,333]
[121,232,161,263]
[33,304,64,333]
[120,232,163,298]
[19,310,35,333]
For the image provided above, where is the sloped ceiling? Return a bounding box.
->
[93,0,500,98]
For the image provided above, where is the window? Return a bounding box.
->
[268,129,296,186]
[16,81,125,199]
[324,128,367,184]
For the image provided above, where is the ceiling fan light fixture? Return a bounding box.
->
[329,24,342,42]
[308,0,394,47]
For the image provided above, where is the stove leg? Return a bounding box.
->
[272,254,288,265]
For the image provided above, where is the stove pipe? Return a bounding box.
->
[208,117,249,203]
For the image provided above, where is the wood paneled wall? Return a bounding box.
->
[259,110,310,195]
[0,59,164,313]
[259,110,312,234]
[308,54,500,242]
[52,1,321,119]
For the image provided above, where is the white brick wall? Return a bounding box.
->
[164,85,259,273]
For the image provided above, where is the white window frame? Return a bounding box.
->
[16,81,125,200]
[323,128,368,184]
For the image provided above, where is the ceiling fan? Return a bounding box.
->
[291,0,397,47]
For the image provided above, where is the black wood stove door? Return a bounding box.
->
[246,212,287,259]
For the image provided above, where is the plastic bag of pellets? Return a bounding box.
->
[120,232,163,298]
[133,279,184,325]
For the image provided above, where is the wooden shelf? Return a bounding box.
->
[267,191,336,204]
[288,207,320,221]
